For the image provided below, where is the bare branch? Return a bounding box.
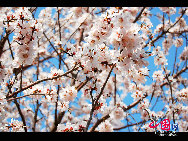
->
[14,99,27,132]
[133,7,146,23]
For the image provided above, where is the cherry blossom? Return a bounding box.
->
[98,120,114,132]
[0,7,187,133]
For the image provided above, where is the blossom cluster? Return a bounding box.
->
[5,8,41,66]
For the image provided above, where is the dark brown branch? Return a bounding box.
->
[85,63,116,132]
[0,30,11,58]
[14,99,27,132]
[89,114,110,132]
[57,7,62,41]
[7,93,54,102]
[77,28,84,47]
[160,65,188,88]
[32,52,41,132]
[43,31,60,55]
[122,93,148,112]
[54,7,62,131]
[172,47,178,75]
[29,7,37,13]
[149,82,157,106]
[7,33,14,60]
[61,7,96,50]
[114,74,117,106]
[32,100,41,132]
[94,8,108,15]
[113,120,146,131]
[133,7,146,23]
[75,77,92,91]
[13,56,53,76]
[94,64,116,106]
[163,68,175,124]
[7,64,78,99]
[143,9,186,49]
[50,111,65,132]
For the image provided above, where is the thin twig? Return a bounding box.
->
[114,74,117,106]
[14,99,27,132]
[32,100,41,132]
[133,7,146,23]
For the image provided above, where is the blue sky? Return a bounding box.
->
[34,7,188,132]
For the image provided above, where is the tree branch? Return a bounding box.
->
[50,111,65,132]
[7,64,78,99]
[14,99,27,132]
[84,63,116,132]
[0,30,11,58]
[133,7,146,23]
[143,8,186,49]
